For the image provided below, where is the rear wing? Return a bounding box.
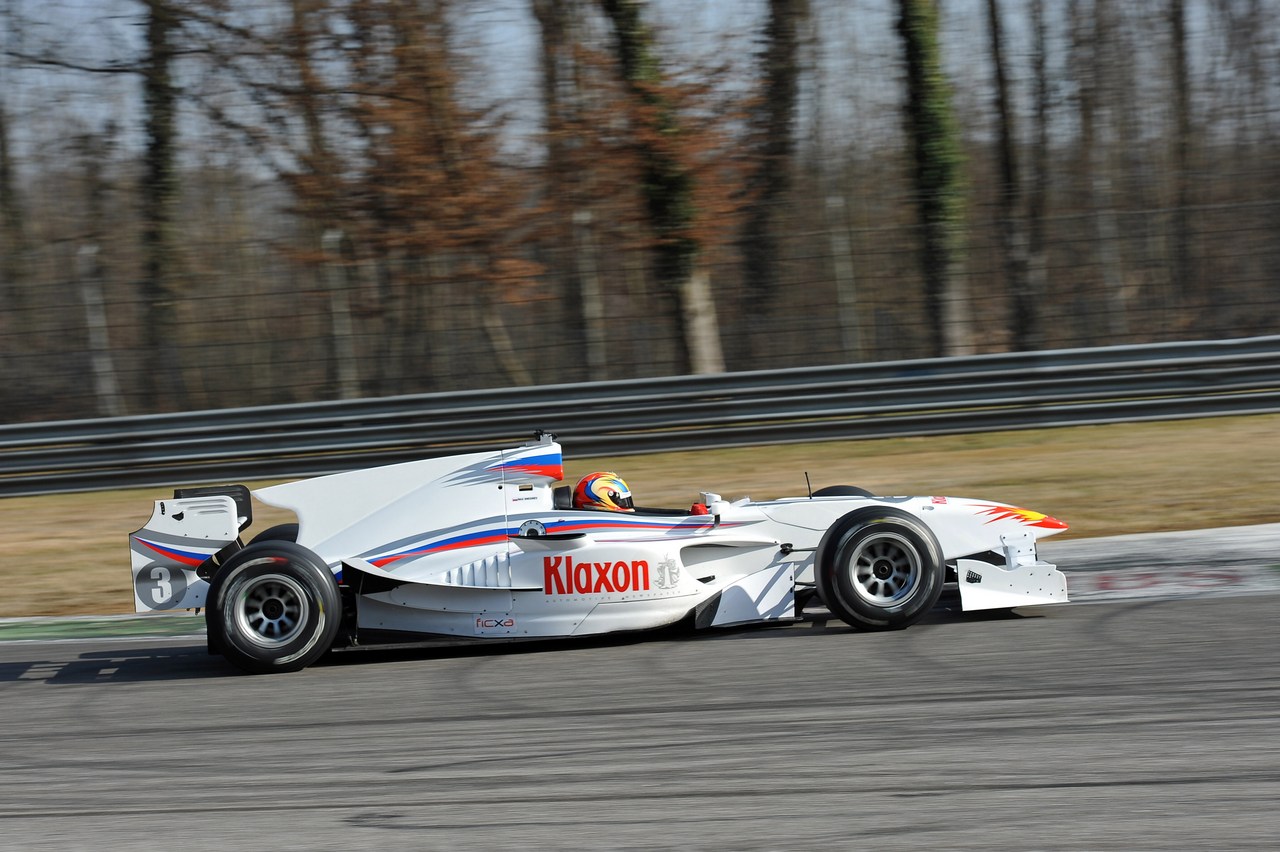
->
[129,486,250,612]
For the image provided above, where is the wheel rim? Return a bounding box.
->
[233,573,310,648]
[845,532,922,606]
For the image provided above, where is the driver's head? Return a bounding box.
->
[572,471,634,512]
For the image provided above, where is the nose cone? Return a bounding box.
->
[974,503,1069,531]
[1034,513,1069,531]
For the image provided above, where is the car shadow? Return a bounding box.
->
[0,642,237,684]
[693,597,1034,644]
[316,622,688,670]
[0,594,1046,683]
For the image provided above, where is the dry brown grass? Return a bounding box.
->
[3,414,1277,617]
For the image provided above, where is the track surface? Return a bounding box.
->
[2,533,1279,850]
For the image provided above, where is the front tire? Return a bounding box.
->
[206,542,340,674]
[817,509,945,631]
[812,484,876,498]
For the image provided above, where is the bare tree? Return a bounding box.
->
[598,0,724,374]
[738,0,808,365]
[73,128,125,417]
[0,2,27,382]
[1169,0,1193,322]
[0,95,20,312]
[532,0,610,379]
[987,0,1034,349]
[897,0,968,356]
[1072,0,1127,341]
[140,0,185,406]
[1026,0,1051,344]
[348,0,539,388]
[289,0,359,399]
[2,0,1279,424]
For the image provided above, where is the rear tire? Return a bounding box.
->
[247,523,300,545]
[205,541,339,674]
[817,509,945,631]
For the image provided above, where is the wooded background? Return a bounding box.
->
[0,0,1276,423]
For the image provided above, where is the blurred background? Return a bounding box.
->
[0,0,1276,423]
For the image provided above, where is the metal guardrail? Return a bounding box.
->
[3,335,1279,496]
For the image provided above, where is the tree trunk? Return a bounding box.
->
[479,287,533,387]
[987,0,1034,350]
[1170,0,1193,325]
[1086,0,1127,340]
[140,0,186,408]
[1026,0,1050,343]
[534,0,607,379]
[291,0,361,400]
[826,194,861,359]
[322,230,361,399]
[77,129,125,416]
[573,209,608,380]
[897,0,968,357]
[77,245,125,417]
[739,0,807,365]
[599,0,724,374]
[0,94,25,402]
[0,96,23,316]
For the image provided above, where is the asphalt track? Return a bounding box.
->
[1,529,1278,850]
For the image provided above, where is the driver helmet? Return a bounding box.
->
[572,471,634,512]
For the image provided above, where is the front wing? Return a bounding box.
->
[954,529,1069,610]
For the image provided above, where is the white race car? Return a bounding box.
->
[129,434,1069,674]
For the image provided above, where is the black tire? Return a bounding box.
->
[812,485,876,498]
[205,541,340,674]
[816,508,945,631]
[247,523,300,545]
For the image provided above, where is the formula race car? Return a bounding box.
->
[129,434,1069,674]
